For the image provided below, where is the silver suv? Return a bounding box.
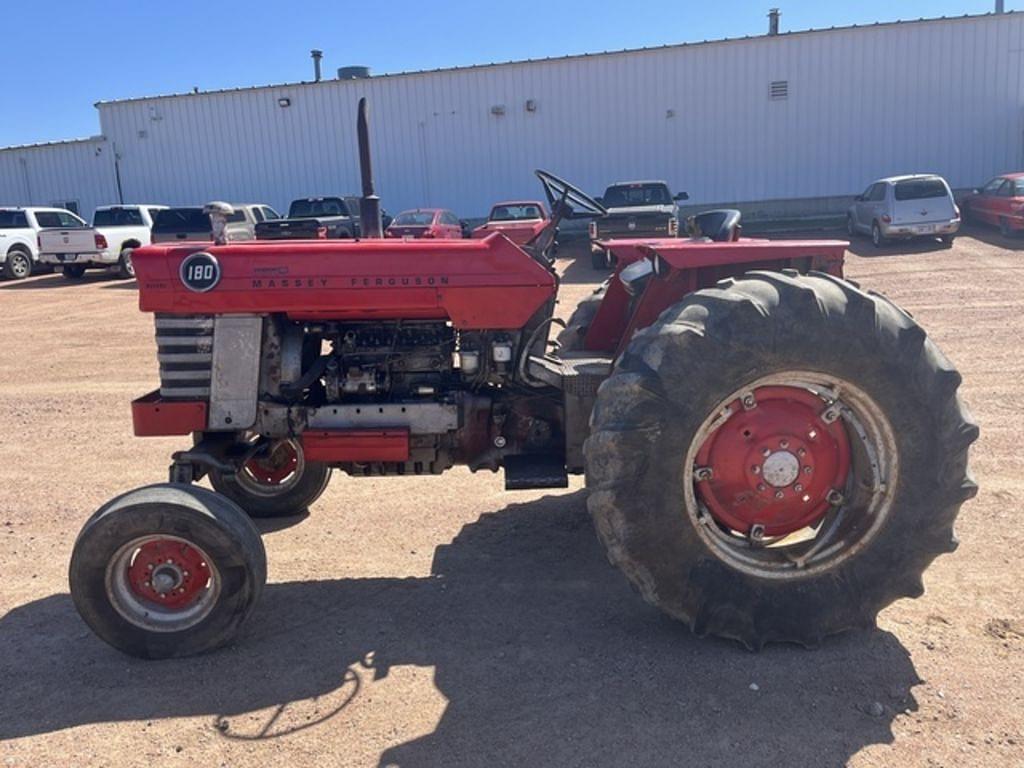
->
[847,175,960,247]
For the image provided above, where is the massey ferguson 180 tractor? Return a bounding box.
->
[69,100,978,659]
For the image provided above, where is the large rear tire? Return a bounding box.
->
[555,281,608,352]
[585,271,978,648]
[69,484,266,659]
[209,438,331,518]
[3,248,32,280]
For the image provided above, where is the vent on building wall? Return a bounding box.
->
[769,80,789,100]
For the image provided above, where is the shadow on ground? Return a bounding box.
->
[0,492,918,767]
[0,272,129,290]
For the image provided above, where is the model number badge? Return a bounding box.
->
[179,252,221,292]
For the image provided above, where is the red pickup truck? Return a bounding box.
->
[471,200,549,246]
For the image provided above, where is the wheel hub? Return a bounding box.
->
[244,440,299,485]
[127,538,211,610]
[694,385,852,537]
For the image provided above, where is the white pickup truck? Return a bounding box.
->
[38,204,167,279]
[1,207,86,280]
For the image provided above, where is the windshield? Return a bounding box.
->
[152,208,210,232]
[894,179,949,201]
[289,198,348,218]
[93,208,143,227]
[489,204,543,221]
[393,211,435,226]
[602,184,672,207]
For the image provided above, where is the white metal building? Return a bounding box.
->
[2,12,1023,220]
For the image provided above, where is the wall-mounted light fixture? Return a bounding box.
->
[525,99,537,112]
[490,104,506,116]
[278,97,292,108]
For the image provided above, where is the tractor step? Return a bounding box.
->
[503,454,569,490]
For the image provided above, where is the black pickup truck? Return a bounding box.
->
[589,180,689,268]
[255,196,364,240]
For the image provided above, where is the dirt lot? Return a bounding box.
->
[0,227,1022,768]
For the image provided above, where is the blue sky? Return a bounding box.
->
[3,0,1017,148]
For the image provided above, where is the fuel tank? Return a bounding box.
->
[132,232,556,328]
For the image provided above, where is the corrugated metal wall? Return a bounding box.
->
[0,138,118,219]
[3,14,1023,219]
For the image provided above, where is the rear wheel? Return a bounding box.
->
[591,249,609,270]
[209,438,331,518]
[846,215,857,238]
[69,483,266,659]
[556,281,608,352]
[585,271,978,648]
[871,222,886,248]
[3,248,32,280]
[1000,218,1014,238]
[63,264,87,279]
[116,248,135,279]
[941,234,955,247]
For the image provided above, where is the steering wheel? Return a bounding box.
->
[535,170,607,219]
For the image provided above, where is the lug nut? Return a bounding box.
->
[757,483,767,492]
[794,484,803,492]
[774,490,784,499]
[752,466,761,474]
[762,448,772,457]
[779,439,789,449]
[797,448,806,457]
[804,466,813,474]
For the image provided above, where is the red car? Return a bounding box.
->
[963,173,1024,236]
[471,200,549,246]
[385,208,463,239]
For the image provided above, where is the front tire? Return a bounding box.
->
[3,248,32,280]
[585,271,978,648]
[209,438,331,518]
[555,281,608,352]
[1000,218,1014,238]
[69,484,266,659]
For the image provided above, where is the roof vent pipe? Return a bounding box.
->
[768,8,780,35]
[311,49,323,82]
[996,0,1005,12]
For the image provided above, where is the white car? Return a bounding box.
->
[847,175,960,248]
[0,207,86,280]
[38,204,167,279]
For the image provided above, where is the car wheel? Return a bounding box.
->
[2,248,33,280]
[940,235,955,247]
[116,249,135,279]
[871,222,886,249]
[846,216,857,238]
[1000,218,1014,238]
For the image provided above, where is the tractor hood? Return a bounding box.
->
[131,233,556,328]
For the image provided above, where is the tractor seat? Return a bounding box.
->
[689,209,742,242]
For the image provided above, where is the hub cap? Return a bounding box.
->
[106,535,220,631]
[236,438,304,497]
[686,373,897,579]
[694,386,851,538]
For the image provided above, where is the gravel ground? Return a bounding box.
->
[0,227,1021,767]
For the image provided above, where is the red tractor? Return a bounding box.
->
[69,101,978,659]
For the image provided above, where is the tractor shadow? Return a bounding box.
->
[0,272,124,290]
[0,492,919,767]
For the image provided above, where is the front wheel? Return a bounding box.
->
[69,484,266,659]
[1000,218,1014,238]
[209,438,331,518]
[585,272,978,648]
[3,249,32,280]
[871,222,886,248]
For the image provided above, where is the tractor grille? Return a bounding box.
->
[154,314,214,398]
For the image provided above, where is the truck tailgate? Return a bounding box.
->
[39,227,99,255]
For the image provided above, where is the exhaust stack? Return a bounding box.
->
[357,97,383,239]
[768,8,780,35]
[311,49,323,82]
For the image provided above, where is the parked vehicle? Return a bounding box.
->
[471,200,550,246]
[385,208,463,239]
[961,173,1024,236]
[0,207,84,280]
[67,101,976,661]
[589,181,689,268]
[151,204,269,244]
[847,175,960,247]
[255,196,360,240]
[38,205,167,279]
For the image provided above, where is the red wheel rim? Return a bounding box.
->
[244,441,299,485]
[694,385,852,537]
[126,538,212,610]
